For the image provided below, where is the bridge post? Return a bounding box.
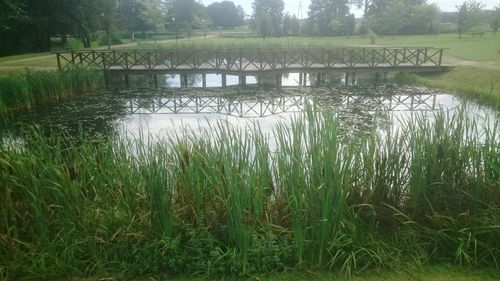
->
[56,53,61,70]
[345,72,350,86]
[202,74,207,88]
[181,74,188,88]
[276,74,282,88]
[124,74,130,89]
[153,74,158,88]
[239,75,246,87]
[222,74,227,88]
[316,72,321,87]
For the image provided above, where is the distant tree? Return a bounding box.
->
[259,15,270,38]
[253,0,284,36]
[308,0,350,36]
[282,14,291,35]
[138,0,166,36]
[0,0,27,32]
[236,5,245,25]
[491,6,500,36]
[207,1,241,29]
[456,1,485,39]
[117,0,142,41]
[403,3,440,34]
[373,0,406,36]
[194,15,212,38]
[100,0,118,48]
[291,15,300,36]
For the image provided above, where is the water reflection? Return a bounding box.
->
[105,71,388,89]
[0,71,497,147]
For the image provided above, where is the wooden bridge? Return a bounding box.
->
[56,47,445,75]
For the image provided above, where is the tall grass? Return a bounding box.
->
[0,107,499,280]
[0,68,103,114]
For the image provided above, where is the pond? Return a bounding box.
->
[0,71,497,146]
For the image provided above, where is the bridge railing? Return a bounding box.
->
[56,47,444,72]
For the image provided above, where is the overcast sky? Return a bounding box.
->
[201,0,500,18]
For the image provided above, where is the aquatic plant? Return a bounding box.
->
[0,68,103,113]
[0,107,498,280]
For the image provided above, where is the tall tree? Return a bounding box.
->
[456,0,485,39]
[308,0,350,35]
[117,0,141,41]
[207,1,241,29]
[253,0,284,36]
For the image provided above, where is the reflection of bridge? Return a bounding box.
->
[125,94,437,117]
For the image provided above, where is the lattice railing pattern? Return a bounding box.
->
[57,48,444,72]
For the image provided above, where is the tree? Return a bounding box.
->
[403,3,440,34]
[308,0,350,35]
[194,15,212,38]
[456,1,485,39]
[100,0,118,49]
[117,0,141,41]
[282,14,291,36]
[138,0,166,35]
[0,0,27,32]
[207,1,241,29]
[253,0,284,36]
[259,15,270,38]
[491,6,500,36]
[291,15,300,36]
[236,5,245,26]
[372,0,406,36]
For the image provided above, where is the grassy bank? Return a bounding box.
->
[0,68,103,114]
[399,67,500,110]
[1,107,499,280]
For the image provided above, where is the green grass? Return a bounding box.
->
[138,33,500,62]
[73,265,500,280]
[1,107,498,280]
[0,68,104,113]
[400,67,500,110]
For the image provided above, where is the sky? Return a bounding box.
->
[201,0,500,18]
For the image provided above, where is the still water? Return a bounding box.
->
[0,72,497,144]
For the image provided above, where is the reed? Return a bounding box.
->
[0,107,498,280]
[0,68,103,114]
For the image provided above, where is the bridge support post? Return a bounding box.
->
[222,74,227,88]
[351,72,357,85]
[345,72,349,86]
[153,74,158,88]
[276,74,282,88]
[180,74,188,88]
[303,73,307,86]
[383,72,388,83]
[124,74,130,89]
[202,74,207,88]
[316,72,321,87]
[299,73,303,86]
[239,75,246,87]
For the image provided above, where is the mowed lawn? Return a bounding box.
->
[0,33,498,108]
[1,33,499,69]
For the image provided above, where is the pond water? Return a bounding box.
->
[0,72,498,146]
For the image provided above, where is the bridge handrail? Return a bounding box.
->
[56,47,445,71]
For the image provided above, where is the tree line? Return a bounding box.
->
[1,0,499,56]
[252,0,500,38]
[0,0,246,56]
